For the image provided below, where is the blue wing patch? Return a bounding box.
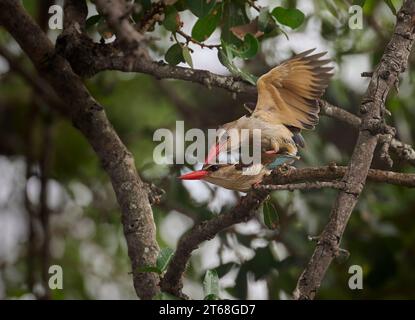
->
[266,154,299,170]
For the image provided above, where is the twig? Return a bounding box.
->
[293,0,415,300]
[259,181,346,191]
[160,187,269,298]
[161,165,415,297]
[53,31,415,167]
[136,1,165,33]
[8,0,414,301]
[247,0,261,12]
[24,104,38,295]
[319,99,415,166]
[95,0,147,52]
[0,0,160,300]
[38,116,54,300]
[176,30,221,49]
[318,99,361,127]
[361,71,374,78]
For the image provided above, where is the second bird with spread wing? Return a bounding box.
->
[180,49,333,192]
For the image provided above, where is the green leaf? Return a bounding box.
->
[271,7,305,29]
[186,0,216,18]
[86,15,101,29]
[137,247,174,274]
[218,48,237,73]
[218,46,257,85]
[263,201,279,230]
[216,262,236,277]
[229,67,257,85]
[163,6,180,32]
[203,269,219,298]
[221,1,249,46]
[235,33,259,59]
[182,46,193,68]
[191,6,221,42]
[204,294,220,300]
[165,43,185,65]
[384,0,397,15]
[156,247,174,273]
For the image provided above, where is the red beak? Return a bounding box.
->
[178,170,209,180]
[205,143,221,164]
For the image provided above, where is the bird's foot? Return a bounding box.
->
[280,163,295,172]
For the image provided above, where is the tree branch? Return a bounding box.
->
[319,100,415,166]
[161,165,415,297]
[55,27,415,167]
[95,0,145,48]
[160,187,269,299]
[293,0,415,300]
[0,0,159,299]
[13,0,413,300]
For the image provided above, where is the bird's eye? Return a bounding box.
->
[209,165,220,172]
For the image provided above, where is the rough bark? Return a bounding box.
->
[160,165,415,297]
[2,0,415,301]
[0,0,159,299]
[293,0,415,300]
[56,32,415,167]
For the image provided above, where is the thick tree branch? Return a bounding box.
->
[0,0,159,299]
[160,187,269,299]
[293,1,415,300]
[161,165,415,297]
[18,0,413,300]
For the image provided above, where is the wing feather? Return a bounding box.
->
[253,48,333,129]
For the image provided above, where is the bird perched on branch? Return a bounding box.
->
[180,49,333,192]
[179,153,298,192]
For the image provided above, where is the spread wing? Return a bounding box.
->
[252,48,333,130]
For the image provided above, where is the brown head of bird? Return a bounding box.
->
[178,163,268,192]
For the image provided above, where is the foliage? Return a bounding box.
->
[0,0,414,300]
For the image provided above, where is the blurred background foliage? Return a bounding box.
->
[0,0,414,300]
